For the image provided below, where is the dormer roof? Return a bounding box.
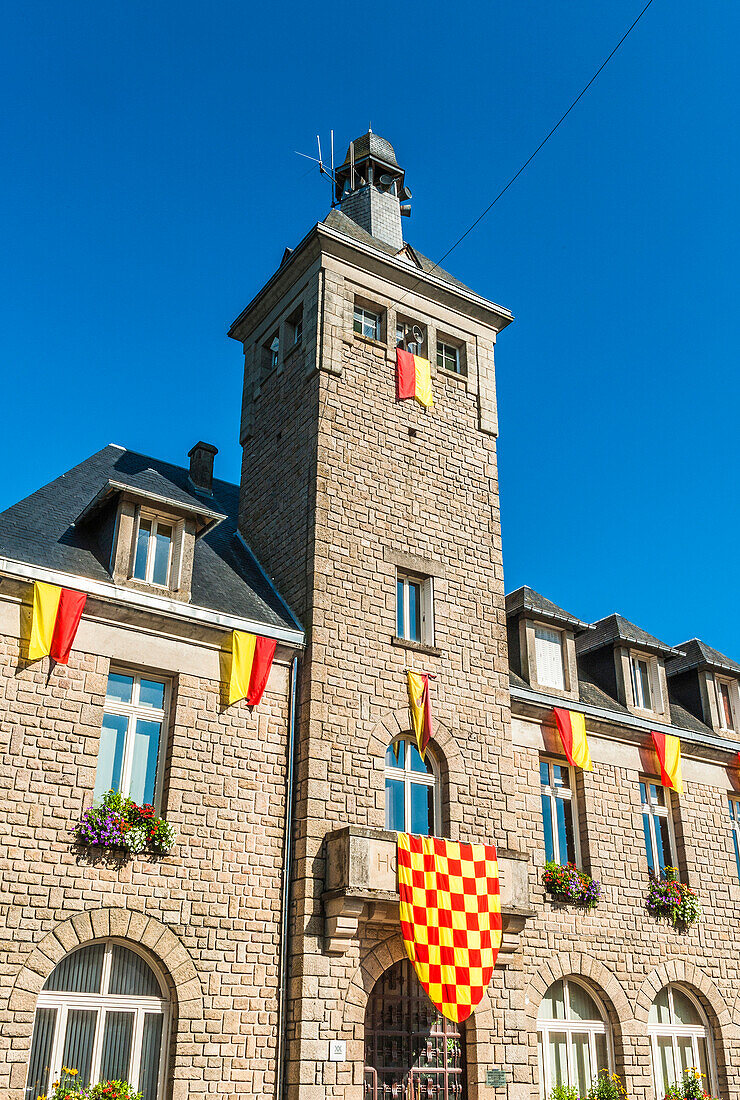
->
[577,613,681,658]
[505,586,591,632]
[667,638,740,678]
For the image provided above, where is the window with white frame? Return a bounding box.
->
[648,985,717,1099]
[385,735,440,836]
[132,514,174,588]
[396,572,433,645]
[728,797,740,883]
[537,979,611,1100]
[353,304,381,341]
[715,676,738,732]
[25,941,168,1100]
[630,652,662,712]
[540,759,579,865]
[535,625,566,690]
[436,340,463,376]
[640,779,676,877]
[93,670,169,809]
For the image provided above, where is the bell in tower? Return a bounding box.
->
[334,128,412,250]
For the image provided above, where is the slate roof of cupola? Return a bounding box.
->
[340,131,400,169]
[0,444,301,633]
[576,612,681,658]
[505,586,592,632]
[667,638,740,678]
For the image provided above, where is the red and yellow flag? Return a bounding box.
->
[407,671,433,760]
[228,630,277,706]
[651,730,683,795]
[553,707,593,771]
[28,581,87,664]
[398,833,502,1023]
[396,348,433,409]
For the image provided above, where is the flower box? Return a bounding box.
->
[542,861,600,909]
[73,790,175,857]
[43,1067,143,1100]
[645,867,700,931]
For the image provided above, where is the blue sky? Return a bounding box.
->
[2,1,738,654]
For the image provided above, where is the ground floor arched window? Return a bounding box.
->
[364,958,464,1099]
[537,978,612,1098]
[25,940,168,1100]
[648,985,718,1099]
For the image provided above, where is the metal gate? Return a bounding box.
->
[364,959,465,1100]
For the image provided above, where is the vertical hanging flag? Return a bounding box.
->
[651,730,683,795]
[553,707,593,771]
[407,671,433,760]
[28,581,87,664]
[397,833,502,1023]
[396,348,433,409]
[228,630,277,706]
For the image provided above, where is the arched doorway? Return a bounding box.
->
[364,958,465,1099]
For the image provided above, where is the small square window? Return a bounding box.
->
[132,514,174,588]
[396,318,427,358]
[534,625,565,690]
[288,308,303,347]
[436,340,464,376]
[354,305,381,341]
[396,572,434,645]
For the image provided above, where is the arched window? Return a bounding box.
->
[364,957,464,1098]
[537,979,611,1099]
[648,985,717,1098]
[385,735,440,835]
[25,941,168,1100]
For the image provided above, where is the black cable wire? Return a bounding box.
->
[412,0,658,287]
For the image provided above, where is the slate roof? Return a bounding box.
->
[667,638,740,678]
[576,613,681,658]
[339,131,400,170]
[505,586,591,632]
[0,445,301,635]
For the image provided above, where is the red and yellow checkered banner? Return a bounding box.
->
[397,833,502,1023]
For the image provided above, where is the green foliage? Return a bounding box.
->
[550,1085,581,1100]
[586,1070,628,1100]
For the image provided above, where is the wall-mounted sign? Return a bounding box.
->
[486,1069,507,1087]
[328,1040,346,1062]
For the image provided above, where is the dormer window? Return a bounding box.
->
[534,625,565,691]
[716,677,738,732]
[133,514,174,587]
[630,652,662,712]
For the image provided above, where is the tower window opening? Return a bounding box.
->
[354,305,381,341]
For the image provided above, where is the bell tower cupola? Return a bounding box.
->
[334,128,411,250]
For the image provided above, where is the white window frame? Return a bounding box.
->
[436,340,461,375]
[534,624,566,690]
[728,796,740,883]
[640,778,677,876]
[97,668,170,812]
[537,978,612,1100]
[648,985,718,1099]
[630,651,662,712]
[540,757,580,866]
[396,572,434,645]
[385,734,441,836]
[132,511,175,589]
[353,305,381,341]
[30,939,170,1100]
[715,675,739,732]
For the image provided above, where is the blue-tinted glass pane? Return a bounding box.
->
[99,1011,134,1081]
[128,719,161,805]
[540,760,550,786]
[397,580,405,637]
[44,944,105,993]
[655,816,671,875]
[61,1009,97,1087]
[729,798,737,822]
[133,519,151,580]
[386,777,405,831]
[639,781,648,805]
[408,583,421,641]
[151,524,172,586]
[139,678,165,710]
[139,1014,164,1100]
[733,830,740,885]
[643,813,655,874]
[106,672,133,704]
[541,794,555,862]
[552,765,570,789]
[410,783,434,835]
[555,795,575,864]
[385,739,404,767]
[94,713,129,802]
[408,743,433,775]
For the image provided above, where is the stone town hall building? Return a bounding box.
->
[1,131,740,1100]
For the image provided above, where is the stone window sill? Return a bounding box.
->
[391,636,443,658]
[352,333,387,351]
[438,366,468,383]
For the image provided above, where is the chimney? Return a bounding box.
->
[188,441,218,495]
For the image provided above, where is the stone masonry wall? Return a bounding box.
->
[0,592,291,1099]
